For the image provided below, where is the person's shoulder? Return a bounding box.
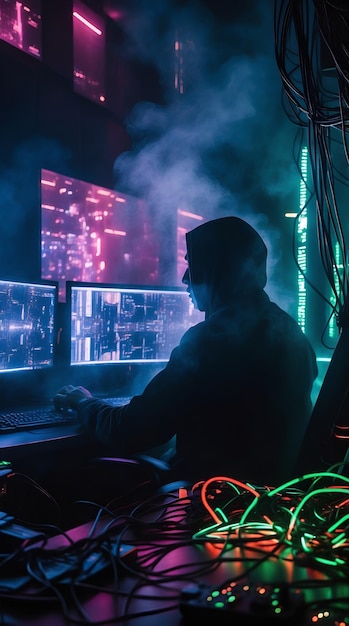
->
[180,319,207,344]
[268,301,312,339]
[269,300,301,325]
[165,319,207,365]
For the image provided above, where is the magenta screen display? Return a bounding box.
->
[73,1,106,106]
[41,170,160,301]
[0,0,42,58]
[176,209,204,285]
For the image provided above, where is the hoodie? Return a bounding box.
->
[76,217,318,486]
[186,216,268,316]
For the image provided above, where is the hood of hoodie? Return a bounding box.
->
[185,216,268,315]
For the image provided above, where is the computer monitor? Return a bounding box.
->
[73,0,106,106]
[67,281,204,366]
[0,278,58,373]
[41,169,160,302]
[0,0,42,59]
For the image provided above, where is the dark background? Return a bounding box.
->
[0,0,337,362]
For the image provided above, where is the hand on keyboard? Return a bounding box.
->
[54,385,93,412]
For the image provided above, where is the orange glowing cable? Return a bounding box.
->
[335,497,349,508]
[191,479,205,492]
[200,476,260,525]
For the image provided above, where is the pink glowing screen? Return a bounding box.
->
[73,0,106,106]
[0,0,42,58]
[41,169,160,302]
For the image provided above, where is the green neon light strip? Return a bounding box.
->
[297,146,308,333]
[329,242,341,339]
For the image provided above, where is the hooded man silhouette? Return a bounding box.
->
[54,217,318,486]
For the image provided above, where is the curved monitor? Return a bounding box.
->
[67,281,204,366]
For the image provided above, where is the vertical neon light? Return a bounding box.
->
[297,146,308,333]
[16,2,23,47]
[174,35,184,94]
[329,242,341,339]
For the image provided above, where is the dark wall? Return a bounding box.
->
[0,0,163,283]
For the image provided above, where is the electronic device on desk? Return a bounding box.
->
[0,278,77,432]
[180,580,305,624]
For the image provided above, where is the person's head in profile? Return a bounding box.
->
[182,216,268,317]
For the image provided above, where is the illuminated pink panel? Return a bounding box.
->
[41,169,160,301]
[73,0,106,105]
[0,0,42,58]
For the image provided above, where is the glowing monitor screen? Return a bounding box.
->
[0,0,42,58]
[0,279,57,372]
[68,282,204,365]
[41,169,160,302]
[73,0,106,106]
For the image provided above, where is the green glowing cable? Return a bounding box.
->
[327,513,349,534]
[239,472,349,528]
[193,520,277,542]
[287,487,349,540]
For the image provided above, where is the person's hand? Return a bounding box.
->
[53,385,93,412]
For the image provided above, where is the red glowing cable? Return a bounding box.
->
[200,476,260,525]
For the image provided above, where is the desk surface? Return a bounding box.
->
[0,423,80,449]
[0,478,348,625]
[0,423,106,531]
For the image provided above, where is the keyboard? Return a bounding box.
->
[101,396,132,407]
[0,408,78,432]
[0,397,132,432]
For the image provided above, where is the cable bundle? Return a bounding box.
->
[274,0,349,338]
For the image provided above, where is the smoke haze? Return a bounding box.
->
[112,0,300,309]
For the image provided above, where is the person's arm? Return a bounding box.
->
[54,385,93,410]
[53,385,138,452]
[53,374,179,457]
[53,324,202,455]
